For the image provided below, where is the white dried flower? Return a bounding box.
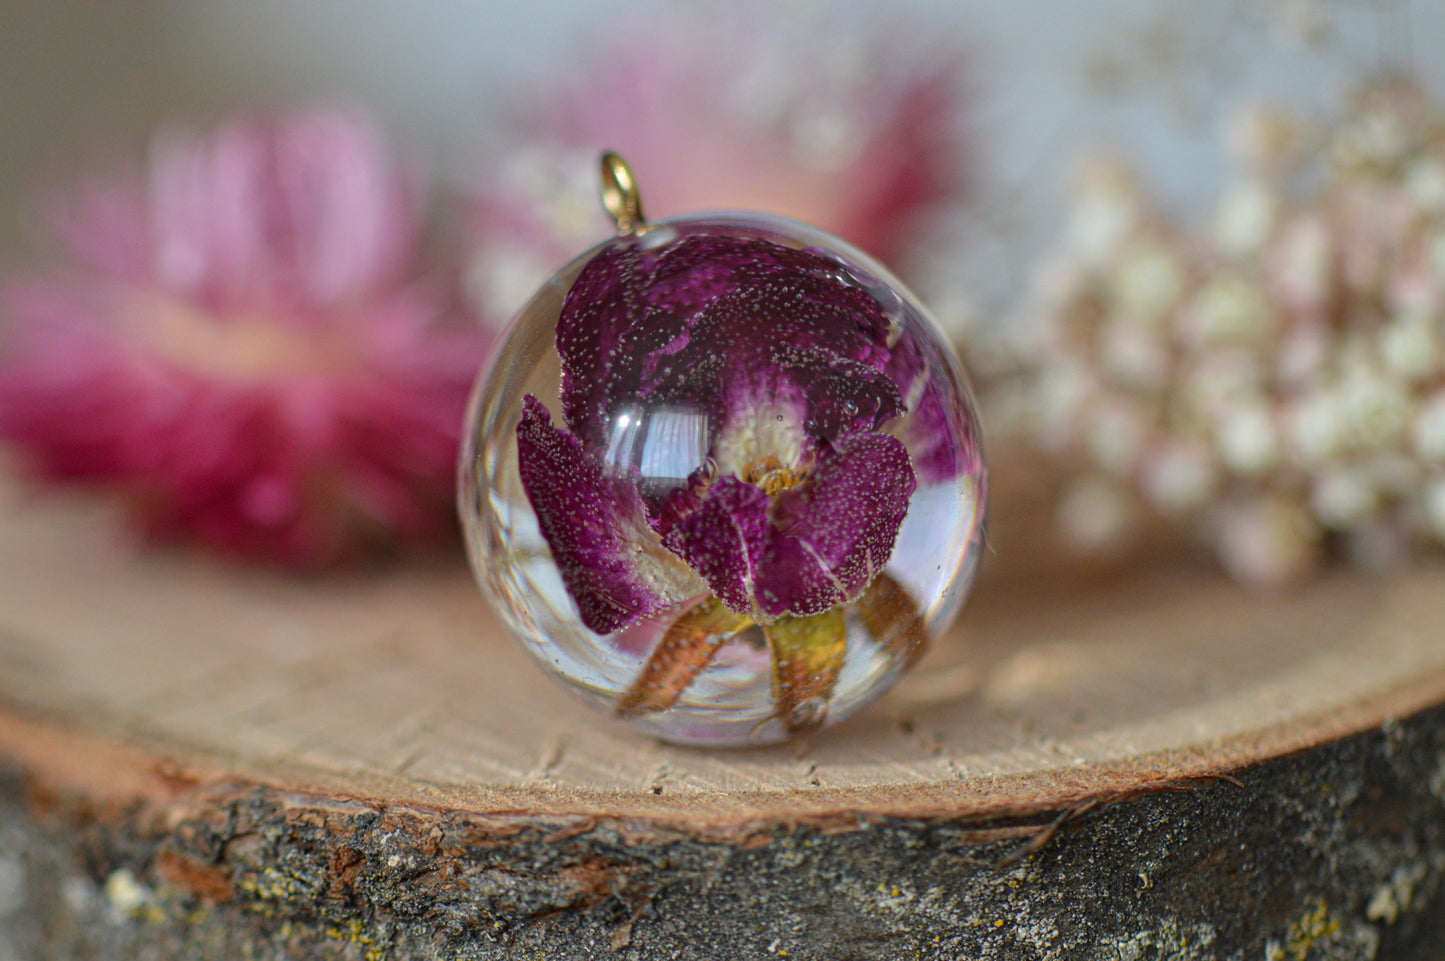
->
[1405,155,1445,212]
[1379,312,1440,383]
[1311,467,1380,528]
[1286,391,1346,468]
[1268,215,1334,316]
[1108,238,1186,325]
[1412,391,1445,462]
[1215,496,1318,587]
[1098,317,1171,389]
[1187,273,1276,345]
[1213,179,1279,259]
[1276,319,1333,386]
[1143,442,1218,513]
[1339,369,1412,451]
[1180,349,1267,423]
[1386,253,1442,317]
[1333,101,1410,168]
[1068,156,1145,266]
[1216,404,1280,476]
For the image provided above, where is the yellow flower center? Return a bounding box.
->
[742,456,808,497]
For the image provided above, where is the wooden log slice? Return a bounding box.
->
[2,472,1445,960]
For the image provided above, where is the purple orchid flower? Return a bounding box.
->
[516,232,946,728]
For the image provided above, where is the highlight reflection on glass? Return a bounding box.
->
[604,405,709,489]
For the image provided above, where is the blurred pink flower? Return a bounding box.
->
[0,110,489,567]
[465,5,969,328]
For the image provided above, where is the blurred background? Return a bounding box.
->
[6,0,1445,583]
[5,0,1440,301]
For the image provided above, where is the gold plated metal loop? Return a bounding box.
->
[599,151,649,236]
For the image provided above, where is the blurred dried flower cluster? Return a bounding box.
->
[0,111,489,567]
[0,7,970,569]
[16,1,1442,588]
[462,4,967,330]
[997,80,1445,585]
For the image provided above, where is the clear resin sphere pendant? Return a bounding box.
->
[459,154,986,746]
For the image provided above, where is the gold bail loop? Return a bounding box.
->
[599,151,648,236]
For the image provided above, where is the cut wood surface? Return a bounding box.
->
[5,470,1445,960]
[1,472,1444,824]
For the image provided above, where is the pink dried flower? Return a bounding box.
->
[0,110,489,567]
[464,5,968,328]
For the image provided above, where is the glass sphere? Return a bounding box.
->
[459,213,985,746]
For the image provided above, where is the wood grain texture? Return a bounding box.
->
[3,470,1445,958]
[2,475,1444,823]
